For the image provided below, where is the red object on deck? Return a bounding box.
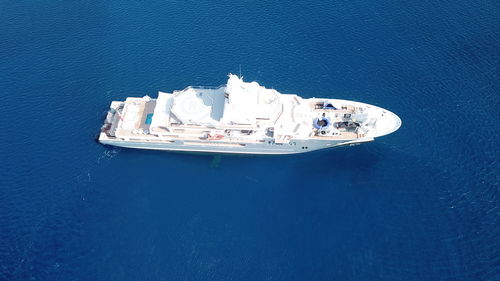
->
[207,134,224,140]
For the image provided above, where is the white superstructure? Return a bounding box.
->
[98,75,401,154]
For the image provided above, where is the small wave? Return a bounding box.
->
[96,148,121,164]
[76,170,92,183]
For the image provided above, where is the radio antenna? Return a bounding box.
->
[239,64,242,79]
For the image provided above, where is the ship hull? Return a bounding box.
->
[99,135,374,155]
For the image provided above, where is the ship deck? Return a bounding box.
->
[114,98,156,136]
[106,96,364,143]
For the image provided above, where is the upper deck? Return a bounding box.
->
[106,97,156,139]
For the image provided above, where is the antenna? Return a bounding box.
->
[239,64,242,79]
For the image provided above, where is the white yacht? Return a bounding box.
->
[98,74,401,154]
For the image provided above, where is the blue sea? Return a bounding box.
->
[0,1,498,280]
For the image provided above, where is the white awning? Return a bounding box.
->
[150,92,173,129]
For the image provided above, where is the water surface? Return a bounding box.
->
[0,0,498,280]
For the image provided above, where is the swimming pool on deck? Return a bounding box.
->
[145,113,153,124]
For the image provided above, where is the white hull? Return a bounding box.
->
[99,136,375,155]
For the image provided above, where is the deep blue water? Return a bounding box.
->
[0,0,498,280]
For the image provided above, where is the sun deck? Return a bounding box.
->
[114,97,156,137]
